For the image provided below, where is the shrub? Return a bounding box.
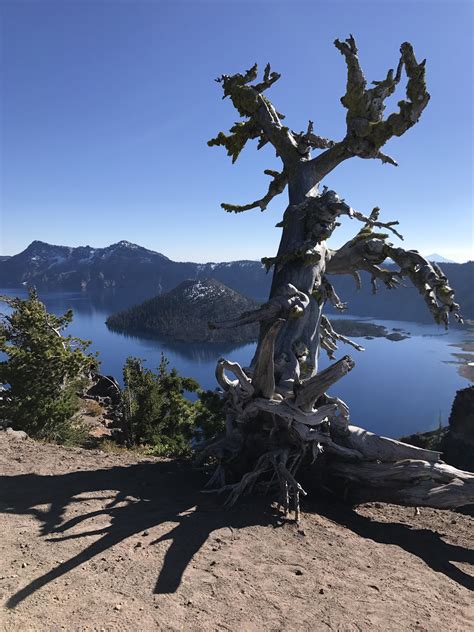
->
[121,354,200,456]
[194,389,226,441]
[0,288,97,443]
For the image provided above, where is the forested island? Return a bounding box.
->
[106,279,260,344]
[106,277,411,346]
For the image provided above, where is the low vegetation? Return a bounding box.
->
[120,354,224,456]
[0,289,224,456]
[0,289,97,443]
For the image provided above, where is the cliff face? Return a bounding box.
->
[402,386,474,473]
[440,386,474,472]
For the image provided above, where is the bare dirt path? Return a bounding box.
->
[0,433,472,631]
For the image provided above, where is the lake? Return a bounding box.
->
[1,287,472,439]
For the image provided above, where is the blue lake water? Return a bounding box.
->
[1,287,472,439]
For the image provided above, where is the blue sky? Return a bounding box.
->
[1,0,472,262]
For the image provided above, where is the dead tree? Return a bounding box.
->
[203,37,473,520]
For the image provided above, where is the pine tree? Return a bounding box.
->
[0,288,97,442]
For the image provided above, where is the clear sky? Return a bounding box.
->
[1,0,472,262]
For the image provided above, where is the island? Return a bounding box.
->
[106,279,260,344]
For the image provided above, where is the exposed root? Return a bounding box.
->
[201,354,474,518]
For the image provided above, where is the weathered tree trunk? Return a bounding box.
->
[257,179,320,378]
[204,38,472,520]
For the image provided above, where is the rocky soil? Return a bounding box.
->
[0,433,472,631]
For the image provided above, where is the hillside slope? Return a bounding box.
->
[0,433,473,631]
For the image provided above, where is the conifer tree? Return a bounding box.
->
[0,289,96,442]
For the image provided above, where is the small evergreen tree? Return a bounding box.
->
[194,389,225,441]
[121,354,200,456]
[0,288,97,442]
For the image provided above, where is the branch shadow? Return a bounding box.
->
[1,460,277,609]
[1,462,472,610]
[307,497,474,591]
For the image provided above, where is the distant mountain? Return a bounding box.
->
[106,279,260,344]
[0,240,270,300]
[1,240,472,322]
[425,253,456,264]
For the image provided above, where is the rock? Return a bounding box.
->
[385,332,409,341]
[440,385,474,472]
[6,427,28,440]
[85,373,121,406]
[295,569,303,576]
[447,385,474,442]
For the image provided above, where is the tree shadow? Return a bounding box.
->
[1,463,472,610]
[307,497,474,591]
[1,460,277,609]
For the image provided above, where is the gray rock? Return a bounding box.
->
[385,332,409,341]
[6,427,28,440]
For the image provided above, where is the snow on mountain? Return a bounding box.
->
[424,253,456,264]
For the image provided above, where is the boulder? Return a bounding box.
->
[5,427,28,440]
[84,373,121,406]
[440,385,474,472]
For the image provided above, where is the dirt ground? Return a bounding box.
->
[0,433,472,631]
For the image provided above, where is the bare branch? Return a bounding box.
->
[210,283,309,329]
[386,247,464,327]
[320,315,365,360]
[254,63,281,93]
[326,231,463,328]
[215,359,254,397]
[252,319,285,399]
[318,277,348,311]
[349,206,404,241]
[294,355,355,412]
[221,169,288,213]
[292,120,336,157]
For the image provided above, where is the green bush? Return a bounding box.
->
[121,354,200,456]
[0,289,97,443]
[194,389,225,441]
[120,354,226,457]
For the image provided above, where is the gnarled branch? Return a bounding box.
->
[210,283,309,330]
[319,315,365,360]
[294,355,355,412]
[208,119,262,163]
[310,36,430,181]
[213,63,298,165]
[221,169,288,213]
[326,231,463,327]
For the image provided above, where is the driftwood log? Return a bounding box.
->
[202,37,473,520]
